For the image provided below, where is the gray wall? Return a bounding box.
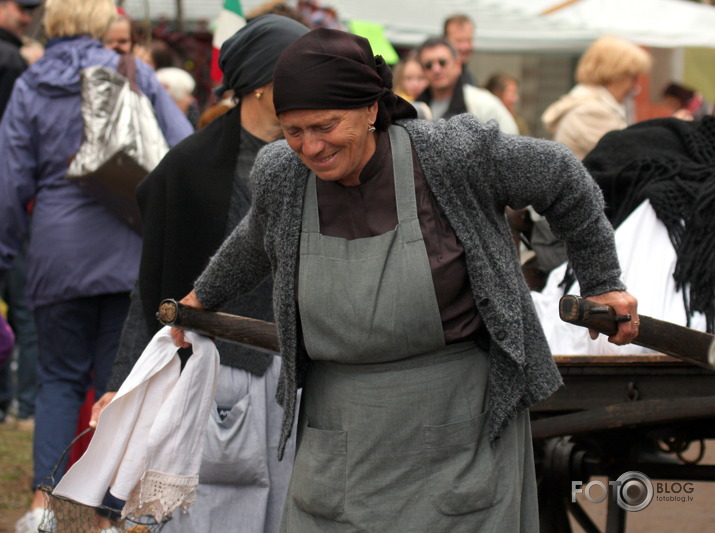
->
[470,52,578,139]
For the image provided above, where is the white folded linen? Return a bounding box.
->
[53,327,219,522]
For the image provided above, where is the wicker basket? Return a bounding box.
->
[38,429,170,532]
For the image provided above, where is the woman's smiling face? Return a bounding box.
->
[279,103,378,187]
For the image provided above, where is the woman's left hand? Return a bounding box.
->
[585,290,639,345]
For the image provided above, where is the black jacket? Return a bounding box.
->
[107,107,274,391]
[0,27,27,120]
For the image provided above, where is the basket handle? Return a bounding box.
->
[48,427,94,484]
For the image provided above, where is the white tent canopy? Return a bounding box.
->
[501,0,715,49]
[120,0,715,52]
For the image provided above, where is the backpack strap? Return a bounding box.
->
[117,54,139,93]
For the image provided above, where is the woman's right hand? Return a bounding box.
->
[170,290,205,347]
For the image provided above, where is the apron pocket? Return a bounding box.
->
[423,410,502,516]
[199,393,269,486]
[291,423,347,521]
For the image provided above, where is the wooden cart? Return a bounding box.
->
[530,354,715,533]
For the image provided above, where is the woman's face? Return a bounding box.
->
[279,103,378,187]
[608,73,641,103]
[499,80,519,113]
[401,60,428,100]
[104,19,132,55]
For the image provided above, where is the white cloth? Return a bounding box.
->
[532,200,707,355]
[53,327,219,522]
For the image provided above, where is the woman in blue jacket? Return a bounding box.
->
[0,1,192,530]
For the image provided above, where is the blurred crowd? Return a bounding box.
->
[1,1,714,533]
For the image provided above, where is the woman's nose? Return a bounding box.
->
[302,132,324,156]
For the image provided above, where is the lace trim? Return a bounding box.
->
[122,470,198,522]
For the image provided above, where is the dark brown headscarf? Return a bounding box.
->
[272,28,416,129]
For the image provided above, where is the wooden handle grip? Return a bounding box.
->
[157,299,280,354]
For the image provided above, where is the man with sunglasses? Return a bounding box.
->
[0,0,39,120]
[415,37,518,133]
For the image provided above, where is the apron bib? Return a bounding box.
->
[282,126,538,532]
[297,126,444,363]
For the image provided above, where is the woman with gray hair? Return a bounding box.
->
[0,1,192,531]
[155,66,197,121]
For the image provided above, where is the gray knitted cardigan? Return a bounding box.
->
[194,115,625,459]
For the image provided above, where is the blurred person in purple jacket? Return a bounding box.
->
[0,0,192,530]
[0,310,13,369]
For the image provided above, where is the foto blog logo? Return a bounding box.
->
[572,471,654,512]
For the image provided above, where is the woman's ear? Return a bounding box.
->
[367,101,379,124]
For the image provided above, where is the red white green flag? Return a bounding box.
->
[210,0,246,83]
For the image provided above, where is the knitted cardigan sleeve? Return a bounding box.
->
[403,115,624,298]
[192,204,271,310]
[192,141,297,309]
[491,131,624,297]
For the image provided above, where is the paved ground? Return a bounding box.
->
[569,441,715,532]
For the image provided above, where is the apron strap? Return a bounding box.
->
[388,125,418,225]
[303,170,320,234]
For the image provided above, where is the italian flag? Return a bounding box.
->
[210,0,246,83]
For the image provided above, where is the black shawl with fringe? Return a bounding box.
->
[583,116,715,332]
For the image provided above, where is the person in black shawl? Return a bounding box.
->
[90,15,309,533]
[583,115,715,332]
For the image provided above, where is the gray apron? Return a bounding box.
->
[281,126,538,532]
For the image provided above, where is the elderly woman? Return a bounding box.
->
[173,29,638,531]
[542,35,652,160]
[88,15,308,533]
[155,66,197,120]
[0,0,191,530]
